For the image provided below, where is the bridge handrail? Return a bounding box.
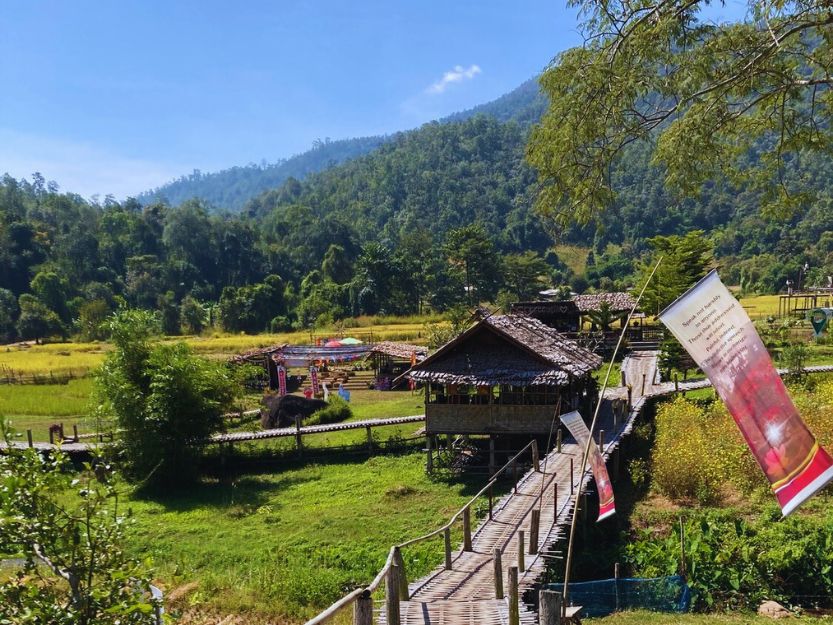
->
[304,439,538,624]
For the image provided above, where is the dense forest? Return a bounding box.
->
[1,78,832,343]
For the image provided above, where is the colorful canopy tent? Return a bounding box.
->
[339,337,363,345]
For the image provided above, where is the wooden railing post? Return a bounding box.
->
[385,563,400,625]
[26,429,33,448]
[73,424,79,442]
[426,435,433,474]
[444,528,452,570]
[48,427,54,445]
[627,386,632,411]
[517,530,525,572]
[366,425,373,457]
[463,506,472,552]
[539,589,563,625]
[569,458,574,494]
[556,428,562,453]
[641,373,647,396]
[532,439,540,472]
[512,459,518,493]
[508,566,520,625]
[529,509,540,555]
[553,481,558,518]
[353,592,373,625]
[392,546,409,600]
[493,548,504,599]
[294,416,303,457]
[674,373,680,394]
[620,370,626,387]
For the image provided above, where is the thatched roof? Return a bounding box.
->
[229,344,287,364]
[406,314,601,387]
[572,292,636,314]
[371,341,428,360]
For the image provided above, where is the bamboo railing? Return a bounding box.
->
[303,440,540,625]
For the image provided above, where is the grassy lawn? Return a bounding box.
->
[124,453,482,622]
[738,294,781,318]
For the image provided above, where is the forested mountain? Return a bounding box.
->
[138,136,387,211]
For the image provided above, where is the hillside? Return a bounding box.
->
[138,135,387,212]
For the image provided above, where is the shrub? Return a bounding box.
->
[306,397,352,426]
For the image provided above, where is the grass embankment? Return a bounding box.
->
[125,453,483,622]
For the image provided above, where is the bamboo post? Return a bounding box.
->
[539,589,563,625]
[463,506,472,552]
[353,593,373,625]
[556,428,562,453]
[385,563,400,625]
[73,424,78,442]
[366,425,373,457]
[641,373,646,397]
[392,546,409,600]
[517,531,525,572]
[49,427,54,445]
[493,548,504,599]
[444,528,452,570]
[553,481,558,518]
[532,439,540,472]
[529,509,540,555]
[27,429,33,448]
[674,373,679,394]
[615,562,621,612]
[426,435,433,474]
[627,386,632,411]
[508,567,520,625]
[570,458,574,494]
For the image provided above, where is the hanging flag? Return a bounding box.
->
[659,270,833,516]
[560,410,616,521]
[309,366,320,395]
[277,365,287,397]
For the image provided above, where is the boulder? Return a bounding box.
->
[758,600,791,619]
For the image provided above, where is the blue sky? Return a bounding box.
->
[0,0,746,199]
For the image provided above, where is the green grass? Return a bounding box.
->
[123,453,483,622]
[554,244,590,276]
[588,610,831,624]
[0,378,101,441]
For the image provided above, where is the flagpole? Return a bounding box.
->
[561,257,663,609]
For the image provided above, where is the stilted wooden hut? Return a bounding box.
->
[405,314,602,437]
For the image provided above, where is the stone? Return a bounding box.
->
[758,600,791,619]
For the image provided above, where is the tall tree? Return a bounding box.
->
[444,223,501,304]
[527,0,833,224]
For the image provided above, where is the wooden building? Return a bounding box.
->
[511,291,637,332]
[405,314,602,437]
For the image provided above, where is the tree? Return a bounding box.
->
[16,294,64,343]
[77,299,111,341]
[638,231,715,316]
[31,271,70,323]
[0,423,160,624]
[0,287,18,342]
[586,301,616,332]
[502,251,550,300]
[96,309,238,486]
[527,0,833,224]
[444,224,501,304]
[180,295,207,334]
[321,244,354,284]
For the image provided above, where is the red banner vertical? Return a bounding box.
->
[660,270,833,515]
[561,410,616,521]
[309,366,320,396]
[277,365,287,397]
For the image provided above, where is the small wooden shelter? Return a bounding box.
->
[406,314,602,436]
[511,291,637,332]
[369,341,428,390]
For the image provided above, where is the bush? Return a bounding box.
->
[306,397,352,426]
[270,315,292,333]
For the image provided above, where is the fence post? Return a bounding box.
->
[463,506,472,552]
[73,424,78,442]
[529,509,540,555]
[508,566,520,625]
[540,589,563,625]
[354,592,373,625]
[641,373,647,396]
[49,427,54,445]
[27,429,33,448]
[556,428,562,453]
[627,386,632,411]
[553,481,558,518]
[532,439,540,472]
[517,530,525,572]
[366,425,373,457]
[674,373,679,394]
[385,563,401,625]
[426,435,433,474]
[615,561,621,612]
[444,528,452,570]
[392,546,409,600]
[570,458,574,494]
[493,548,504,599]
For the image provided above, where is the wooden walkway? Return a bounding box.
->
[372,354,655,624]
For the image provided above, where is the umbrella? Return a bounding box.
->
[339,337,363,345]
[324,340,343,347]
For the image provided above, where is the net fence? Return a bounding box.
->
[545,575,691,617]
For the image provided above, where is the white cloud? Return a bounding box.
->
[0,129,183,200]
[426,64,482,94]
